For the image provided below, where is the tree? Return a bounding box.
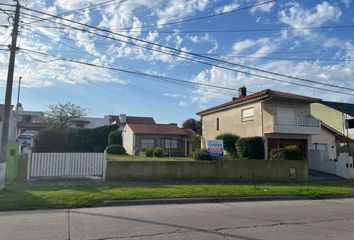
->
[44,102,87,131]
[108,130,122,145]
[182,118,202,135]
[216,133,240,157]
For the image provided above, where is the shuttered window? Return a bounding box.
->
[241,108,254,122]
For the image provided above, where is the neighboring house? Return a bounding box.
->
[311,101,354,140]
[310,123,353,161]
[71,116,111,129]
[0,103,48,143]
[309,123,354,178]
[16,104,48,136]
[110,114,155,130]
[122,123,193,156]
[197,88,321,159]
[71,114,155,130]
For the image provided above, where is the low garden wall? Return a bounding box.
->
[106,160,308,182]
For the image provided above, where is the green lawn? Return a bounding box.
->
[1,182,354,211]
[107,154,193,161]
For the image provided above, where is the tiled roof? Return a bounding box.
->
[110,115,155,124]
[128,123,188,136]
[197,89,321,115]
[321,101,354,117]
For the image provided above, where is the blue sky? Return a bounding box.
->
[0,0,354,124]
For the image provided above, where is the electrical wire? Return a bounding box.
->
[20,47,354,97]
[20,48,243,94]
[20,9,354,93]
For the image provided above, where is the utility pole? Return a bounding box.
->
[16,76,22,116]
[0,1,21,190]
[15,76,22,137]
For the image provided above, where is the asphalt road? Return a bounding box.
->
[1,198,354,240]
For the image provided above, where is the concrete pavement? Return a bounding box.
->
[1,198,354,240]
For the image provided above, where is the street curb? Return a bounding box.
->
[102,194,354,207]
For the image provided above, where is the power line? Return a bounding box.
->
[23,0,127,25]
[19,49,239,97]
[20,9,354,93]
[26,22,354,34]
[24,24,354,58]
[20,48,242,94]
[20,23,354,56]
[219,54,354,62]
[20,47,354,97]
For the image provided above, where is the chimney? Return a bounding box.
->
[119,114,126,124]
[238,86,247,98]
[16,102,23,111]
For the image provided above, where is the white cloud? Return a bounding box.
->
[215,2,240,14]
[232,38,278,57]
[342,0,352,8]
[155,0,210,25]
[250,0,275,14]
[279,2,342,35]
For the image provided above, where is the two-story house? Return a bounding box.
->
[197,88,321,159]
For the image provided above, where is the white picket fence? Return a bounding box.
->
[27,152,106,180]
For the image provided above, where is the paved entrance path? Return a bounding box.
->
[1,198,354,240]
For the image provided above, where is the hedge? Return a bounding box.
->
[153,147,163,157]
[108,130,122,145]
[194,149,212,161]
[270,145,303,160]
[145,146,154,157]
[236,137,264,159]
[106,144,126,155]
[35,124,118,152]
[216,133,239,157]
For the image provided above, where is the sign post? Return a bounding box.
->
[207,140,224,157]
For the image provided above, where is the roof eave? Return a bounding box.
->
[197,95,268,116]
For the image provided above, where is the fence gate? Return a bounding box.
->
[27,152,106,179]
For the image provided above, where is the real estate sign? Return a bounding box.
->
[207,140,224,157]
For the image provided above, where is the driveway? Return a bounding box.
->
[1,198,354,240]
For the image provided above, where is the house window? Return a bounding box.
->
[140,139,155,148]
[216,118,220,131]
[164,139,178,149]
[241,108,254,122]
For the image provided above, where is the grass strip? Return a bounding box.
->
[1,182,354,211]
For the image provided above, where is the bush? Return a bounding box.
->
[145,146,154,157]
[194,149,212,161]
[106,144,126,155]
[153,147,163,157]
[269,148,286,160]
[270,145,304,160]
[34,130,70,152]
[108,130,122,145]
[35,124,118,153]
[216,133,239,157]
[191,134,201,151]
[236,137,264,159]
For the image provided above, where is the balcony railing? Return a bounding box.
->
[274,117,320,127]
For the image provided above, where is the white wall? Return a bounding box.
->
[122,125,135,155]
[310,127,337,161]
